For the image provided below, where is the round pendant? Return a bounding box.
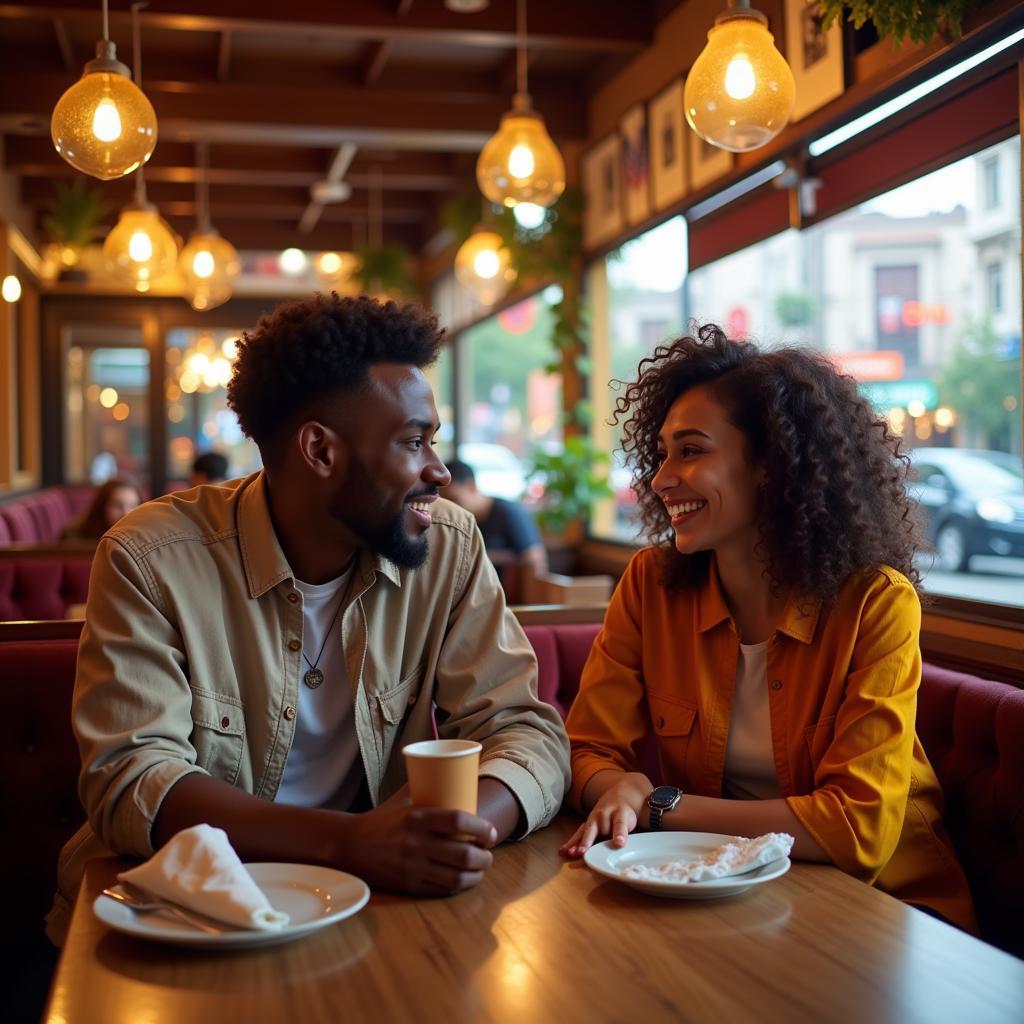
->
[303,667,324,689]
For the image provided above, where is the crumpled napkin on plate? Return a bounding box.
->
[624,832,795,883]
[118,823,290,930]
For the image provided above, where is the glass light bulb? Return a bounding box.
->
[477,108,565,208]
[508,144,536,179]
[52,58,158,180]
[473,249,500,279]
[684,14,795,153]
[104,204,179,289]
[724,55,756,100]
[512,202,546,230]
[455,230,516,306]
[192,249,215,278]
[128,230,153,263]
[1,275,21,302]
[91,96,122,141]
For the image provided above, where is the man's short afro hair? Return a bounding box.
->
[227,293,446,447]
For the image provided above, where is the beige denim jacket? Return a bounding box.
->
[49,472,569,938]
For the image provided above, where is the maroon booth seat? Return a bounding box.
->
[0,486,94,545]
[0,552,92,620]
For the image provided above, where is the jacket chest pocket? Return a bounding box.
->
[374,668,423,764]
[647,691,698,774]
[190,688,245,786]
[804,714,836,768]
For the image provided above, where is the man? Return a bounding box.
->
[189,450,230,486]
[48,294,569,941]
[442,459,547,595]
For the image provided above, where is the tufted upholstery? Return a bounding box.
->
[916,663,1024,957]
[0,556,92,620]
[0,639,83,936]
[0,486,96,545]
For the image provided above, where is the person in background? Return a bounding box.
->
[190,451,230,486]
[60,477,141,541]
[48,294,569,943]
[560,324,976,933]
[442,459,547,588]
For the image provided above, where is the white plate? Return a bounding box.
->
[92,862,370,949]
[584,832,791,899]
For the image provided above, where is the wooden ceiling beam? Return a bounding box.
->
[0,1,652,53]
[216,30,232,81]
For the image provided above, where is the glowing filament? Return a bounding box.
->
[92,97,122,142]
[128,230,153,262]
[508,144,535,179]
[724,56,756,100]
[473,249,500,279]
[192,249,215,279]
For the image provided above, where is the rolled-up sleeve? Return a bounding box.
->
[434,526,570,837]
[74,537,206,858]
[565,553,650,811]
[785,576,922,881]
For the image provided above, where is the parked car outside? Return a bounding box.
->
[456,442,535,502]
[907,448,1024,572]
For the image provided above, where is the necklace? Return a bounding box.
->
[300,564,354,689]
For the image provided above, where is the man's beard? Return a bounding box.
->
[359,506,429,569]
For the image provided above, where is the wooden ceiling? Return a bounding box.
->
[0,1,675,255]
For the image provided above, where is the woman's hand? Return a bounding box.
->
[559,772,652,858]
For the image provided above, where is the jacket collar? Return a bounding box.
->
[238,471,402,598]
[697,554,821,644]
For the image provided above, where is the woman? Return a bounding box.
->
[61,477,141,540]
[561,325,975,931]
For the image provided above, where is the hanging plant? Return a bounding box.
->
[43,178,109,269]
[817,0,974,46]
[352,242,415,299]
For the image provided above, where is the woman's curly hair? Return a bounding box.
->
[227,292,445,457]
[615,323,924,600]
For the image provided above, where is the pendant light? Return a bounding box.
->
[102,8,177,292]
[476,0,564,209]
[684,0,795,153]
[178,144,241,311]
[51,0,157,180]
[455,227,517,306]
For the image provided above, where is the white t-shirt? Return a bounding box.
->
[276,564,364,809]
[722,639,781,800]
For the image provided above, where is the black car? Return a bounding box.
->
[908,448,1024,572]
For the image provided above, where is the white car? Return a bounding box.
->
[457,442,529,500]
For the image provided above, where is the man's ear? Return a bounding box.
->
[295,420,347,480]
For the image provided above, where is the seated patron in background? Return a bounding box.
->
[189,450,230,486]
[48,294,569,942]
[442,459,547,590]
[561,325,976,933]
[59,477,141,541]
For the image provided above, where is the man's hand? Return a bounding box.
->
[339,795,498,895]
[559,771,651,858]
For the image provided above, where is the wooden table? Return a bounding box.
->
[45,818,1024,1023]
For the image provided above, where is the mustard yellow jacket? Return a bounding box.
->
[567,548,976,932]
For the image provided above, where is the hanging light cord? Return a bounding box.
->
[197,142,211,232]
[516,0,528,100]
[369,165,383,247]
[131,1,149,205]
[101,0,110,42]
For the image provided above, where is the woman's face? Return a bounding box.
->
[105,486,140,526]
[651,384,762,561]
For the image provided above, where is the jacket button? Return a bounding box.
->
[770,679,783,690]
[221,715,229,728]
[288,639,301,652]
[284,706,296,721]
[287,593,299,604]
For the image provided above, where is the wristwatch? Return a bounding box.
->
[647,786,683,831]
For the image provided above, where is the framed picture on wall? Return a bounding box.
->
[648,79,686,211]
[785,0,845,121]
[620,103,651,225]
[687,124,732,192]
[582,133,623,249]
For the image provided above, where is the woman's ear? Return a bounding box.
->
[295,420,347,480]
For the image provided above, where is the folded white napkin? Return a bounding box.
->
[118,824,290,930]
[624,832,795,883]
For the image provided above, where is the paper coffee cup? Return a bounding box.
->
[402,739,482,815]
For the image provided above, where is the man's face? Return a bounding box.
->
[327,364,451,569]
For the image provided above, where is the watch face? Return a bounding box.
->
[650,786,681,809]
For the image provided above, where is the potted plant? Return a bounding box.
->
[352,242,415,300]
[43,179,109,280]
[818,0,973,44]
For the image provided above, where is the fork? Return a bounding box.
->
[101,883,231,934]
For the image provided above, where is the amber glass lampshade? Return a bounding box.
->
[684,4,795,153]
[476,97,565,209]
[103,200,178,291]
[51,41,157,180]
[179,231,241,311]
[454,230,517,306]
